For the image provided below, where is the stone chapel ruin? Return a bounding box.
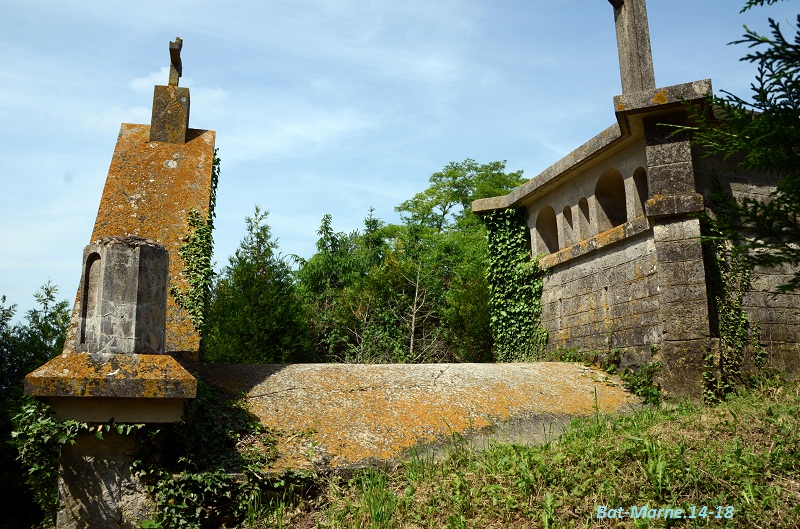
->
[473,0,800,397]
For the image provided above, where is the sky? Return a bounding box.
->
[1,0,796,321]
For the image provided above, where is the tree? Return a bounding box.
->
[687,0,800,290]
[396,159,525,232]
[0,283,70,528]
[203,207,312,363]
[294,160,524,363]
[0,281,69,397]
[394,159,526,361]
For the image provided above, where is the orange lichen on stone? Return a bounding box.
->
[65,124,215,361]
[201,363,640,471]
[25,352,196,400]
[652,89,668,105]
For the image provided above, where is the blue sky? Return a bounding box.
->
[1,0,796,320]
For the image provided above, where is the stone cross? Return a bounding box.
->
[169,37,183,86]
[150,37,191,143]
[608,0,655,94]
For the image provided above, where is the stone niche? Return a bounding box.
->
[77,236,168,356]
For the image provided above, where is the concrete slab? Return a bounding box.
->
[200,362,641,472]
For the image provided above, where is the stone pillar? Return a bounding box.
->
[611,0,656,94]
[644,116,711,398]
[25,237,196,528]
[56,432,153,529]
[62,36,215,363]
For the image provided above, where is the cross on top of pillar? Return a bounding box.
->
[607,0,655,94]
[150,37,190,143]
[169,37,183,86]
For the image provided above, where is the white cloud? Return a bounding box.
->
[130,67,171,93]
[216,98,377,164]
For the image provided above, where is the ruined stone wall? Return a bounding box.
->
[694,154,800,375]
[540,221,659,366]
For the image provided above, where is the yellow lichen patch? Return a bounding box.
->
[202,363,640,471]
[652,89,668,105]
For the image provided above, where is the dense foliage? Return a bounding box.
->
[0,283,70,528]
[204,206,313,363]
[294,159,526,363]
[204,159,527,364]
[687,0,800,290]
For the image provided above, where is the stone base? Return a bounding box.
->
[57,431,153,529]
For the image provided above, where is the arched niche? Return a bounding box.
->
[80,252,102,345]
[595,169,627,232]
[535,205,559,254]
[633,166,649,217]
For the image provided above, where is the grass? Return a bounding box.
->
[262,375,799,528]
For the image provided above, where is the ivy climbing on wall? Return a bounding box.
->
[171,148,220,337]
[483,207,547,361]
[703,215,767,403]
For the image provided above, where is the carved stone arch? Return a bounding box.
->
[535,205,559,254]
[595,168,627,232]
[633,166,648,217]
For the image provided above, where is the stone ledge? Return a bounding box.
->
[472,123,623,213]
[613,79,712,114]
[25,353,196,423]
[25,352,196,400]
[539,215,651,269]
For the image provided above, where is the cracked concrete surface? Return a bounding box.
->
[200,362,641,472]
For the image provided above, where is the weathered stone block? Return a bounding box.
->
[652,218,702,243]
[659,282,708,305]
[655,239,703,264]
[645,139,692,167]
[75,237,168,355]
[660,301,711,341]
[646,163,696,196]
[646,193,704,218]
[760,322,797,342]
[656,339,709,398]
[149,85,190,143]
[57,431,153,529]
